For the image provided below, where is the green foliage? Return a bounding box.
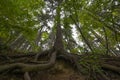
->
[0,0,119,54]
[0,0,44,43]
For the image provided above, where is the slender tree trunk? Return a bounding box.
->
[35,27,43,46]
[10,34,24,49]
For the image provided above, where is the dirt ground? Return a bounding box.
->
[32,63,86,80]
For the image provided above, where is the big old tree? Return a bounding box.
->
[0,0,120,80]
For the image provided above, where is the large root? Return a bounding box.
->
[0,49,120,80]
[24,49,54,80]
[0,51,56,73]
[101,63,120,74]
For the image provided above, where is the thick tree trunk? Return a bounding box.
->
[54,6,64,52]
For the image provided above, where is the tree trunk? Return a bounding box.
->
[54,6,64,52]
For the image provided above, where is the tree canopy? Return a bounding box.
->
[0,0,119,54]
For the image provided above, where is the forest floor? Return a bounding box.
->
[0,59,87,80]
[0,59,120,80]
[0,47,120,80]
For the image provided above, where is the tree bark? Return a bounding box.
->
[54,6,64,52]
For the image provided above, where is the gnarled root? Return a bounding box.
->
[0,51,56,74]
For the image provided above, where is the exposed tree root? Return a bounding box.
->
[98,71,110,80]
[0,49,120,80]
[23,49,54,80]
[0,51,56,73]
[101,63,120,74]
[24,72,31,80]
